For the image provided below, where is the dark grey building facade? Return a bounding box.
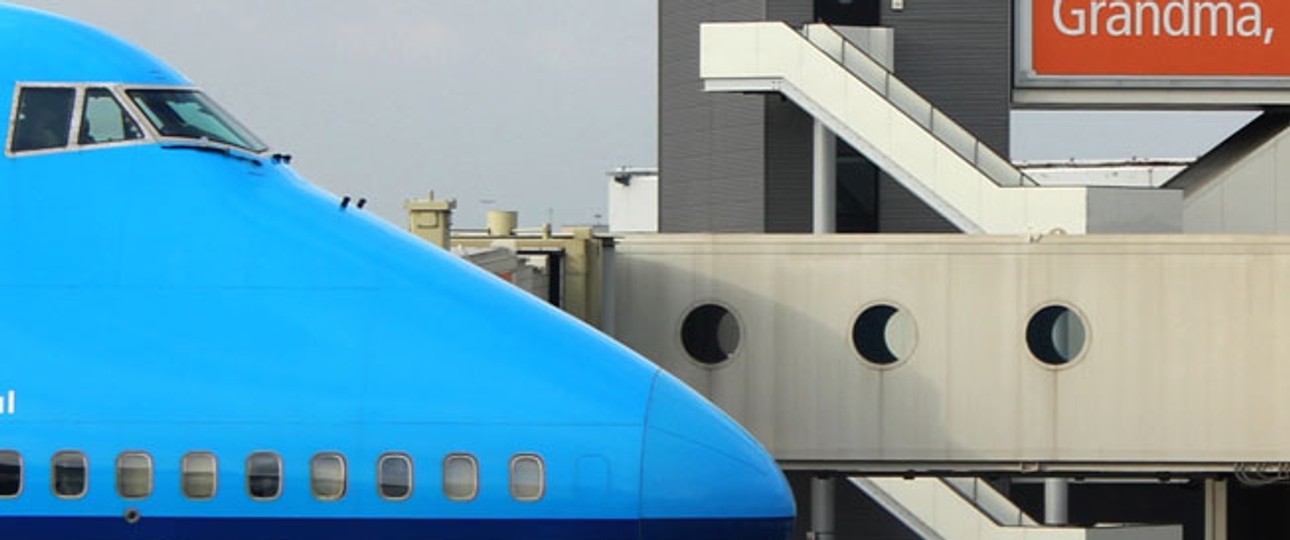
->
[658,0,1011,233]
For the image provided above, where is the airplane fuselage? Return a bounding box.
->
[0,4,795,540]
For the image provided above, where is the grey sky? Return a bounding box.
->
[1012,110,1255,162]
[13,1,1255,227]
[16,0,657,228]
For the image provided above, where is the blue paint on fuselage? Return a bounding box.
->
[0,4,794,539]
[4,516,794,540]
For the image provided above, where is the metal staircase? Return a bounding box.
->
[699,22,1180,234]
[850,477,1181,540]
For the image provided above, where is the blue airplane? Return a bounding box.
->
[0,4,794,539]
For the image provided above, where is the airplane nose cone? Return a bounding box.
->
[639,372,795,540]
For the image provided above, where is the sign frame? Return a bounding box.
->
[1015,0,1290,90]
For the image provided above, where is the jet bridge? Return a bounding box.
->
[614,233,1290,471]
[611,233,1290,539]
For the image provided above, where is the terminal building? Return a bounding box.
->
[416,1,1290,539]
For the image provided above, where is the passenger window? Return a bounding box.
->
[182,452,217,500]
[311,453,346,501]
[443,454,478,501]
[0,451,20,498]
[116,452,152,499]
[378,453,413,501]
[11,87,75,153]
[79,88,143,146]
[246,452,281,500]
[52,451,88,499]
[510,454,545,502]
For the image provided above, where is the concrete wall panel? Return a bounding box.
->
[1181,120,1290,233]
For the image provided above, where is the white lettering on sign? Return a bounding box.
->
[0,390,13,415]
[1053,0,1273,44]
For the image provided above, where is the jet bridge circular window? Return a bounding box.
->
[852,303,917,367]
[681,303,742,365]
[1026,304,1088,366]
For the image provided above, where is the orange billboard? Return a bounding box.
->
[1020,0,1290,83]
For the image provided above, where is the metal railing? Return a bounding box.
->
[803,24,1037,188]
[941,477,1040,527]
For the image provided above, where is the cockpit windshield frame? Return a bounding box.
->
[5,83,269,158]
[124,86,268,154]
[8,83,79,158]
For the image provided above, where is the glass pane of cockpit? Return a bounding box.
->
[11,87,75,153]
[79,88,143,145]
[126,89,267,152]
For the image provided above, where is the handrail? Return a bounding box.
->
[802,24,1037,188]
[941,477,1040,527]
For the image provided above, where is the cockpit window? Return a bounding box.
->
[80,88,143,146]
[126,89,267,153]
[11,87,75,153]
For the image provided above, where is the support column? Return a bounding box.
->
[811,475,836,540]
[1205,478,1228,540]
[812,120,837,234]
[1044,478,1069,525]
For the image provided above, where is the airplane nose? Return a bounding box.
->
[639,372,795,540]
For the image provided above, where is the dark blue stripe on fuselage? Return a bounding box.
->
[0,515,794,540]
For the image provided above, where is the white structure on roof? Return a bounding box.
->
[606,167,659,234]
[1164,114,1290,234]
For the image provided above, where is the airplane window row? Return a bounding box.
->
[0,450,545,503]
